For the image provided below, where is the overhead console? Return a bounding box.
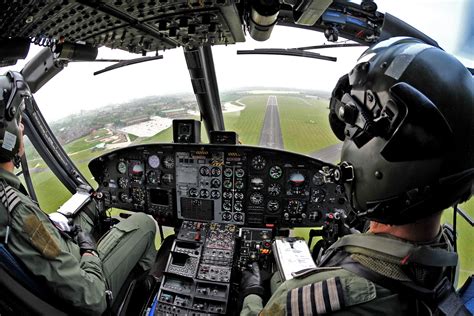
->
[89,143,350,228]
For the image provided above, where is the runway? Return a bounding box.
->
[259,95,284,149]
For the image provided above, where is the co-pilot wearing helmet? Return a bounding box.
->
[0,72,158,315]
[240,37,473,316]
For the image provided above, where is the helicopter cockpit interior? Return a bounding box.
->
[1,0,473,315]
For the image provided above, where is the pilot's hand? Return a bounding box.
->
[49,212,72,232]
[77,231,98,256]
[240,262,265,301]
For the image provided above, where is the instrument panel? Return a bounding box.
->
[89,144,350,228]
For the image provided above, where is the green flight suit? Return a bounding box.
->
[241,232,452,315]
[0,168,157,315]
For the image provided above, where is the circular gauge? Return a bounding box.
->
[311,188,326,203]
[222,212,232,221]
[289,172,305,186]
[267,183,282,196]
[289,172,305,194]
[267,200,280,213]
[210,190,221,199]
[211,167,221,177]
[235,168,245,178]
[161,173,174,184]
[251,155,266,170]
[131,187,145,203]
[130,161,144,178]
[188,188,198,197]
[223,179,233,189]
[235,180,244,190]
[148,155,160,169]
[312,172,324,186]
[118,177,128,189]
[211,178,221,188]
[199,166,211,177]
[287,200,303,214]
[163,155,175,169]
[117,161,127,174]
[234,201,243,212]
[223,191,232,199]
[147,170,160,184]
[119,192,130,203]
[223,201,232,211]
[250,177,264,190]
[269,166,283,179]
[250,192,264,206]
[234,192,244,200]
[233,213,244,222]
[223,168,233,178]
[200,189,209,199]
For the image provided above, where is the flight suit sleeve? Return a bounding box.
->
[240,294,264,316]
[9,202,108,315]
[258,268,380,316]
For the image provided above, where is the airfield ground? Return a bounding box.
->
[24,92,473,287]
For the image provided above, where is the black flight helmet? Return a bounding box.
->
[329,37,473,225]
[0,71,30,167]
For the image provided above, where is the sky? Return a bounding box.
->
[1,0,472,123]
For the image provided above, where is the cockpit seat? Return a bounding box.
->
[0,243,67,315]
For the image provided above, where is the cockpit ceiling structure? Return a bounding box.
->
[1,0,246,53]
[0,0,385,54]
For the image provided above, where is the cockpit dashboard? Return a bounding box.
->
[89,143,350,229]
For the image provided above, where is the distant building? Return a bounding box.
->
[120,115,150,126]
[158,108,188,118]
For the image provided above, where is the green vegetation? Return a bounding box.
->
[128,133,139,142]
[441,199,474,287]
[224,95,268,145]
[277,95,339,154]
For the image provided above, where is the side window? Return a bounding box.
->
[21,136,71,213]
[442,201,474,288]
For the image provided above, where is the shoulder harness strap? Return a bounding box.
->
[340,256,470,316]
[321,234,458,267]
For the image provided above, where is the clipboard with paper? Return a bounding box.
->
[272,237,316,281]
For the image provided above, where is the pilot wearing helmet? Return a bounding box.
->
[240,37,473,315]
[0,71,157,314]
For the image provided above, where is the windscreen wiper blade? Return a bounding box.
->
[93,55,163,75]
[294,43,364,50]
[237,49,337,61]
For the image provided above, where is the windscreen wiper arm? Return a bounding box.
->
[236,48,337,62]
[294,43,364,50]
[93,55,163,75]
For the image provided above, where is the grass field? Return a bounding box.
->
[24,92,473,287]
[224,95,268,145]
[277,96,339,154]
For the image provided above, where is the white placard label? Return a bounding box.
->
[2,131,17,151]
